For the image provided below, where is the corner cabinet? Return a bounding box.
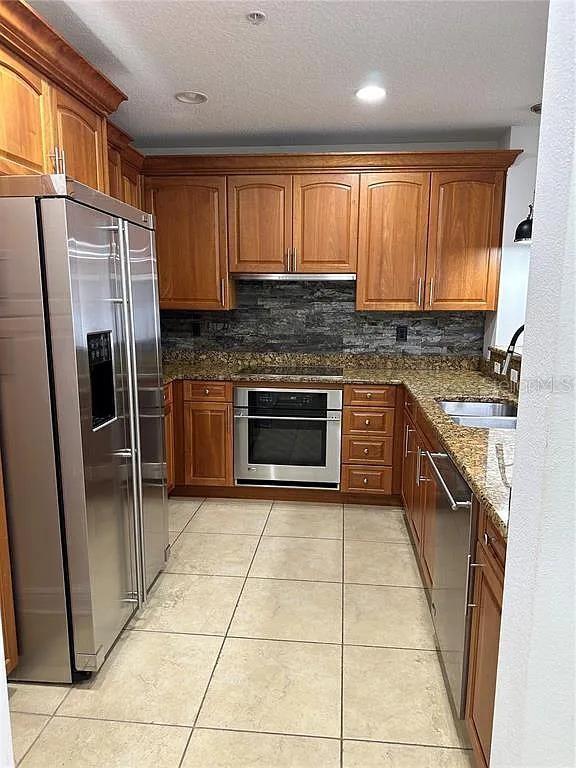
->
[147,177,232,310]
[228,174,292,273]
[356,172,430,310]
[426,171,504,310]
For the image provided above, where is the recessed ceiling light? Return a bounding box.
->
[247,10,266,24]
[175,91,208,104]
[355,85,386,104]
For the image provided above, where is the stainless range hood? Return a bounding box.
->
[233,273,356,281]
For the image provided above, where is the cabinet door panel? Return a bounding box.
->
[293,173,359,272]
[108,146,122,199]
[51,88,107,190]
[0,48,50,175]
[149,177,229,309]
[184,402,231,486]
[164,399,175,494]
[401,418,416,512]
[228,175,291,272]
[356,173,430,310]
[466,544,503,768]
[427,171,504,310]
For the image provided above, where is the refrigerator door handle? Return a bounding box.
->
[118,223,146,609]
[121,220,147,605]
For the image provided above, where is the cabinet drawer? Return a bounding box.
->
[342,435,393,465]
[343,407,395,436]
[163,383,173,407]
[183,380,232,402]
[342,465,393,494]
[344,385,396,407]
[479,510,507,573]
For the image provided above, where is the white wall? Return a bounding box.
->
[491,1,575,766]
[484,125,539,355]
[0,618,14,768]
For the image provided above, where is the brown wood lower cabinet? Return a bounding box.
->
[164,383,175,494]
[0,454,18,673]
[400,390,506,768]
[466,516,505,768]
[341,385,397,495]
[183,384,233,486]
[342,465,392,494]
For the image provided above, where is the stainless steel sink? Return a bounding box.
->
[438,400,518,429]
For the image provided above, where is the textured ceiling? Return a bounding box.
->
[31,0,548,148]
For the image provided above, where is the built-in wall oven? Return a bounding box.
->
[234,387,342,488]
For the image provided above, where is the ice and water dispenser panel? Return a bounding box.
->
[87,331,115,429]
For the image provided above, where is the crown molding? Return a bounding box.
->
[0,0,126,115]
[142,149,523,176]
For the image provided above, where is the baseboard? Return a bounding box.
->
[170,484,404,507]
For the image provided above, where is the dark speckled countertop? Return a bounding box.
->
[163,354,515,539]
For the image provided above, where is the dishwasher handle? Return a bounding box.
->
[425,451,472,511]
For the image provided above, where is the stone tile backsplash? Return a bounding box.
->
[161,281,486,356]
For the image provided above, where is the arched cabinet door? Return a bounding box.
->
[228,175,292,273]
[51,87,108,191]
[356,172,430,310]
[293,174,359,273]
[426,170,504,310]
[0,48,51,175]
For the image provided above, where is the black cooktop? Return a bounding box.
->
[237,365,344,379]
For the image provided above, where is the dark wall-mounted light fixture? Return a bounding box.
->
[514,203,533,242]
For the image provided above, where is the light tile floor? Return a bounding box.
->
[9,498,473,767]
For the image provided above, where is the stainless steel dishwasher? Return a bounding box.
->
[425,450,476,718]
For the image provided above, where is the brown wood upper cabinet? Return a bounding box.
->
[0,47,51,175]
[228,173,359,274]
[147,176,231,310]
[228,174,292,273]
[293,174,359,273]
[51,87,108,191]
[356,172,430,310]
[426,170,504,310]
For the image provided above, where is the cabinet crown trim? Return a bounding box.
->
[0,0,126,114]
[143,150,522,176]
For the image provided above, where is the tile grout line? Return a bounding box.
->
[14,684,75,766]
[177,500,274,768]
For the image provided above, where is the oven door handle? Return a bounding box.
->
[234,414,340,422]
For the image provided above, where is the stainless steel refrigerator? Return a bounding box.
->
[0,175,167,683]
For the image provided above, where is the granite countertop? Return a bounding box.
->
[162,357,515,539]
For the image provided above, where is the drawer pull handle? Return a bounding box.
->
[363,448,369,454]
[363,477,368,485]
[365,419,370,425]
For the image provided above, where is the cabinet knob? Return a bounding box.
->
[365,419,370,425]
[366,392,372,399]
[363,448,369,455]
[363,477,369,485]
[204,388,210,395]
